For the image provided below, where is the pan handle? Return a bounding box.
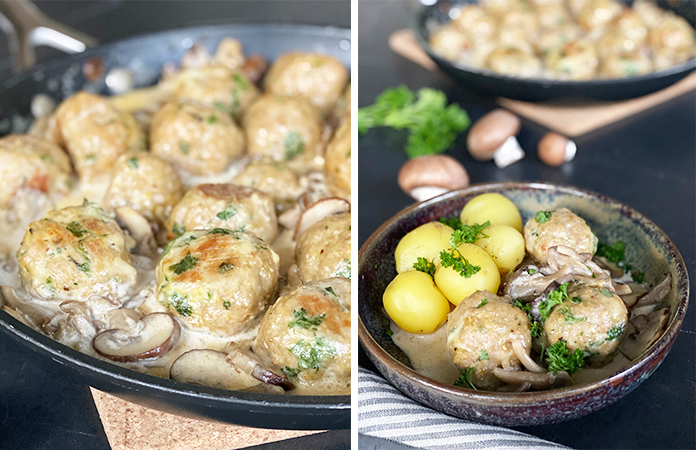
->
[0,0,97,73]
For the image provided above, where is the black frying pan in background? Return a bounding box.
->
[0,23,350,430]
[414,0,696,102]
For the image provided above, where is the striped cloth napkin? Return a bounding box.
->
[359,367,568,450]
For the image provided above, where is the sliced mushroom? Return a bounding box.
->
[92,312,180,362]
[493,367,572,389]
[1,286,53,329]
[294,197,350,240]
[223,342,293,391]
[397,155,469,202]
[512,340,546,373]
[620,282,648,307]
[620,308,669,360]
[60,300,97,338]
[593,256,624,278]
[634,274,671,308]
[278,203,303,230]
[104,308,143,331]
[114,206,158,258]
[170,349,262,391]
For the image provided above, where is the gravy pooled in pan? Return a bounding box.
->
[0,38,351,396]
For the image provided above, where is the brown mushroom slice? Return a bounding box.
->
[634,275,671,308]
[620,308,669,360]
[397,155,469,202]
[104,308,143,331]
[294,197,350,240]
[224,342,293,391]
[169,349,261,391]
[620,282,648,307]
[593,256,624,278]
[278,203,303,230]
[114,206,158,258]
[512,340,546,373]
[493,368,572,390]
[93,312,180,362]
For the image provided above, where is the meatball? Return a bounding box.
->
[453,5,497,43]
[648,16,696,68]
[447,291,531,390]
[156,229,279,336]
[17,202,137,303]
[263,52,349,112]
[165,184,277,242]
[296,212,351,282]
[429,26,472,61]
[162,66,259,118]
[254,278,350,390]
[576,0,624,32]
[242,94,323,166]
[104,152,185,230]
[536,4,572,30]
[633,0,666,30]
[0,135,71,210]
[524,208,597,265]
[544,283,628,365]
[487,47,543,78]
[334,83,351,125]
[232,160,302,207]
[496,26,535,55]
[53,92,145,181]
[535,25,582,55]
[149,101,245,176]
[544,39,599,80]
[325,118,351,194]
[600,52,653,78]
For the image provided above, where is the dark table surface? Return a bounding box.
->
[0,2,350,450]
[357,2,695,450]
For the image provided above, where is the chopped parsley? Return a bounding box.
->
[530,321,543,338]
[218,262,234,273]
[528,268,537,275]
[216,204,237,220]
[596,240,625,263]
[539,282,570,321]
[170,292,193,317]
[178,140,190,155]
[514,299,542,337]
[449,221,490,246]
[632,271,645,283]
[454,367,477,389]
[439,247,481,278]
[606,325,624,341]
[233,73,248,90]
[559,305,586,323]
[76,262,90,275]
[128,157,139,169]
[169,252,199,275]
[333,258,351,279]
[479,350,489,361]
[323,287,338,299]
[477,298,488,308]
[535,210,553,223]
[598,288,614,298]
[288,337,337,372]
[545,340,585,374]
[208,228,232,235]
[438,217,464,229]
[207,115,217,125]
[289,308,326,331]
[413,257,436,277]
[283,367,302,378]
[66,222,88,238]
[223,300,231,310]
[284,132,304,160]
[385,329,394,337]
[172,223,186,237]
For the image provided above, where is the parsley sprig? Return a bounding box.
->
[449,221,490,246]
[413,257,436,277]
[545,340,585,374]
[439,246,481,278]
[454,367,477,389]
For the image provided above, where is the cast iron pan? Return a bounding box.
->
[0,23,350,430]
[414,0,696,101]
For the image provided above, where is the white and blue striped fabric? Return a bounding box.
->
[359,368,568,450]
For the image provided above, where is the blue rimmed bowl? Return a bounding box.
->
[358,182,689,426]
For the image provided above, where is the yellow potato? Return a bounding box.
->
[459,193,522,232]
[394,221,454,273]
[434,243,500,305]
[383,271,450,334]
[474,225,525,274]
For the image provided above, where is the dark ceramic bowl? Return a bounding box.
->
[358,182,689,426]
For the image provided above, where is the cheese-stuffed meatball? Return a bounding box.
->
[447,291,531,390]
[54,92,145,180]
[232,160,302,207]
[166,184,277,242]
[242,95,323,166]
[325,118,351,194]
[0,135,71,210]
[17,202,137,303]
[487,47,543,78]
[544,39,599,80]
[104,152,185,230]
[263,52,349,112]
[156,229,279,335]
[162,66,259,118]
[523,208,597,265]
[296,212,351,282]
[254,278,350,391]
[150,101,245,176]
[544,283,628,365]
[600,52,653,78]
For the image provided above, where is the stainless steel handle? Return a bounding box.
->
[0,0,97,73]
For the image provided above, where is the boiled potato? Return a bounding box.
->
[434,243,500,305]
[474,225,525,274]
[394,221,454,273]
[383,271,450,334]
[460,193,522,232]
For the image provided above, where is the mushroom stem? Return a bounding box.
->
[493,367,571,389]
[493,136,525,169]
[409,186,449,202]
[512,340,546,373]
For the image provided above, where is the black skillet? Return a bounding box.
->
[0,23,350,430]
[414,0,696,101]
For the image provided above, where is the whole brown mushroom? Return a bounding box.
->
[467,109,524,168]
[398,154,470,202]
[538,132,577,167]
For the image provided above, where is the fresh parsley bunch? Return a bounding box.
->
[358,85,470,158]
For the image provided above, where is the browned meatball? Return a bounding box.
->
[54,92,145,180]
[649,15,696,69]
[104,152,185,230]
[524,208,597,264]
[544,40,599,80]
[334,83,351,125]
[242,94,323,166]
[156,229,279,336]
[324,118,351,194]
[576,0,624,32]
[150,101,245,176]
[264,52,349,112]
[0,135,71,210]
[254,278,350,391]
[165,184,277,242]
[296,212,351,282]
[17,202,137,303]
[447,291,531,389]
[232,160,302,207]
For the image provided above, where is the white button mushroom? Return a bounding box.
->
[397,154,470,202]
[538,132,577,167]
[466,109,525,168]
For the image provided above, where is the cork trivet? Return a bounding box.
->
[91,388,322,450]
[388,28,696,137]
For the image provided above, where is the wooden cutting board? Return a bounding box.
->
[91,388,322,450]
[389,29,696,137]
